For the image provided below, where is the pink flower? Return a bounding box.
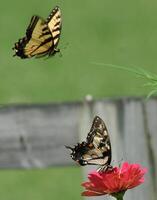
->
[82,162,147,198]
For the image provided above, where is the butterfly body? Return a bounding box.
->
[13,6,61,59]
[66,116,112,170]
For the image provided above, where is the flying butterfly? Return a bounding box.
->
[13,6,62,58]
[66,116,112,171]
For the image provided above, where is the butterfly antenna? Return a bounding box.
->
[65,145,73,151]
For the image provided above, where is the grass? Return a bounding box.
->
[0,167,83,200]
[92,62,157,98]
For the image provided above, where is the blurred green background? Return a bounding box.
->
[1,0,157,199]
[1,0,157,104]
[0,167,82,200]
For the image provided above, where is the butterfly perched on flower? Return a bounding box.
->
[66,116,112,171]
[13,6,62,58]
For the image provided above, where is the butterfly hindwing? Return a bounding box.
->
[66,116,112,170]
[13,6,61,58]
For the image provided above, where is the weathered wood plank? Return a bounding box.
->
[145,99,157,195]
[122,99,154,200]
[0,103,82,168]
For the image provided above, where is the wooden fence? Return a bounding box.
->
[0,97,156,200]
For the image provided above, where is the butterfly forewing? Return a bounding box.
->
[86,116,112,167]
[87,116,111,149]
[24,16,53,57]
[46,6,62,47]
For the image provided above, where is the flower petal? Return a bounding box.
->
[82,190,105,196]
[81,162,147,196]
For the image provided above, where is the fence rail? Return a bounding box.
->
[0,97,156,200]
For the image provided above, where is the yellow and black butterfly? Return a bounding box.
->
[13,6,62,58]
[66,116,112,171]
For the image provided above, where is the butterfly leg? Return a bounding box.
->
[54,48,62,57]
[97,165,113,172]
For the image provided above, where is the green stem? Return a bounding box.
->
[111,191,126,200]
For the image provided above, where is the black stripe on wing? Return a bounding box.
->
[26,16,40,38]
[46,6,61,23]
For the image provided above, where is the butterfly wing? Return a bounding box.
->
[85,116,112,167]
[13,6,61,58]
[46,6,62,54]
[66,116,112,168]
[26,16,54,57]
[13,15,53,58]
[87,116,111,148]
